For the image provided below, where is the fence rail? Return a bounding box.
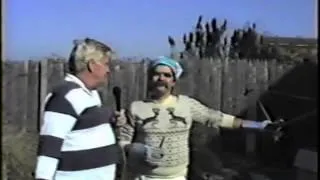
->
[2,58,296,134]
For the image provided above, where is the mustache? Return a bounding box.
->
[151,81,168,88]
[156,81,167,86]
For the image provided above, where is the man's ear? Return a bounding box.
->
[87,59,96,73]
[171,79,177,85]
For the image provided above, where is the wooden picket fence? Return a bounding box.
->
[2,58,296,134]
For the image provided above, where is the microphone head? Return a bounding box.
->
[112,86,121,97]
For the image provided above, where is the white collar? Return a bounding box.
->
[64,73,92,95]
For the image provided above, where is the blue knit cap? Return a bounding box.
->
[151,56,183,79]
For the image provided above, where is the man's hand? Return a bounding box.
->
[241,120,272,130]
[114,109,127,126]
[145,146,165,167]
[127,143,164,167]
[261,120,273,129]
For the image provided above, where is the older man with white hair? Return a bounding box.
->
[35,38,120,180]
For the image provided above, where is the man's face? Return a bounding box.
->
[89,56,111,86]
[150,65,176,95]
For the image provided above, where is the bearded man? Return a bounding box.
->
[116,56,272,180]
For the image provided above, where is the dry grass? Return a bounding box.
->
[1,123,246,180]
[2,125,38,180]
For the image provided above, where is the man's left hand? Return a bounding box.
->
[113,109,127,126]
[241,120,273,130]
[261,120,273,129]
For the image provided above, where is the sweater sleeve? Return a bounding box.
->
[35,92,78,180]
[187,97,236,128]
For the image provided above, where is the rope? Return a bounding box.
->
[280,109,317,127]
[268,90,317,102]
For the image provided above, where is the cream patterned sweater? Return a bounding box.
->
[117,95,236,178]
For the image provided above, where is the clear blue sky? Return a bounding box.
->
[5,0,315,60]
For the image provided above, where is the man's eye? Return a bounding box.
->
[163,73,172,78]
[154,72,172,78]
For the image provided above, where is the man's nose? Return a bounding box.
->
[159,74,166,81]
[106,66,111,73]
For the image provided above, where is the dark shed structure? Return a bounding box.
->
[257,60,318,167]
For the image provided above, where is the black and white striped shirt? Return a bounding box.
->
[35,74,120,180]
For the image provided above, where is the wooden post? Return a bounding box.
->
[20,61,29,132]
[221,58,231,114]
[2,61,11,126]
[27,60,40,132]
[47,59,65,91]
[142,60,149,99]
[245,60,258,157]
[234,60,247,115]
[5,61,29,132]
[211,59,222,110]
[38,59,48,132]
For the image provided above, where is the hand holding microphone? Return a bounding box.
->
[114,109,127,127]
[112,86,126,126]
[112,86,164,168]
[112,86,121,112]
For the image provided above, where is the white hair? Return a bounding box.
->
[68,38,115,74]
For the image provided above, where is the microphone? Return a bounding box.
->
[112,86,122,111]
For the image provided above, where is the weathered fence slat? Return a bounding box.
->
[3,62,12,126]
[185,59,197,97]
[131,62,144,101]
[194,59,212,106]
[125,63,139,106]
[120,62,132,107]
[234,60,247,115]
[21,61,29,131]
[47,60,65,91]
[221,59,233,114]
[3,62,28,132]
[256,60,269,95]
[268,59,278,86]
[228,60,238,114]
[210,59,222,110]
[135,62,147,100]
[27,61,40,132]
[39,59,48,131]
[141,60,149,99]
[176,59,195,96]
[105,61,127,107]
[245,60,259,157]
[17,62,29,132]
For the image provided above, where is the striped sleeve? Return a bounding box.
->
[35,91,78,180]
